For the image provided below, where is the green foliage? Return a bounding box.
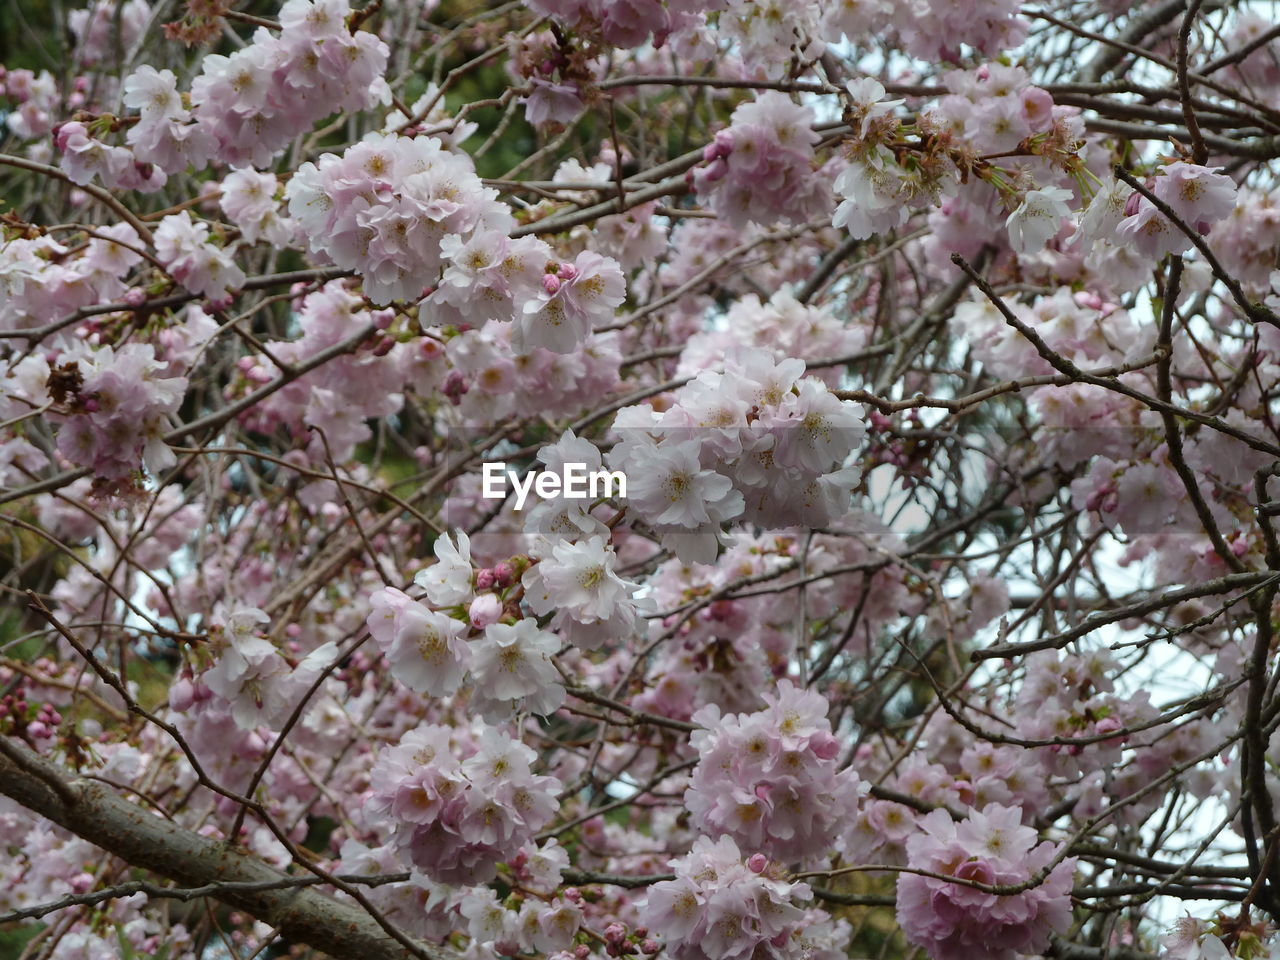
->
[0,925,42,960]
[0,1,59,73]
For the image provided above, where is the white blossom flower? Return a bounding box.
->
[625,439,744,529]
[844,78,903,138]
[1076,178,1131,245]
[1006,185,1073,255]
[387,611,470,699]
[414,531,473,606]
[469,618,565,717]
[522,535,638,623]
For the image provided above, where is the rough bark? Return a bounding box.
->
[0,738,440,960]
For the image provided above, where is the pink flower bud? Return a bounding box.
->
[70,872,95,894]
[168,680,193,716]
[53,121,81,152]
[542,273,562,294]
[442,371,469,405]
[810,731,840,759]
[955,857,996,885]
[701,157,728,184]
[469,593,502,630]
[558,262,578,281]
[747,853,768,873]
[1094,716,1124,739]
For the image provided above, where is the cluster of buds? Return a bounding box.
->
[603,921,660,957]
[863,409,931,481]
[541,260,580,296]
[691,130,735,187]
[0,682,62,744]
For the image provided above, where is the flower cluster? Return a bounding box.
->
[1115,162,1237,259]
[514,250,627,354]
[896,805,1076,960]
[366,724,561,885]
[190,0,391,168]
[1013,650,1157,778]
[692,93,828,230]
[367,587,471,696]
[955,286,1137,385]
[686,681,862,861]
[642,835,814,960]
[56,119,169,192]
[426,230,550,328]
[522,528,648,650]
[54,343,187,479]
[104,0,388,177]
[239,281,405,463]
[678,289,867,387]
[1209,186,1280,289]
[527,0,681,49]
[898,0,1027,62]
[121,65,214,177]
[367,532,567,718]
[434,322,621,426]
[2,68,58,139]
[285,133,506,305]
[219,168,294,247]
[70,0,150,65]
[155,211,247,302]
[609,348,865,563]
[200,608,338,730]
[832,80,912,240]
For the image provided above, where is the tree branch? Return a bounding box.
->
[0,738,444,960]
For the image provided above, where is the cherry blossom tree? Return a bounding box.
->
[2,1,1280,959]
